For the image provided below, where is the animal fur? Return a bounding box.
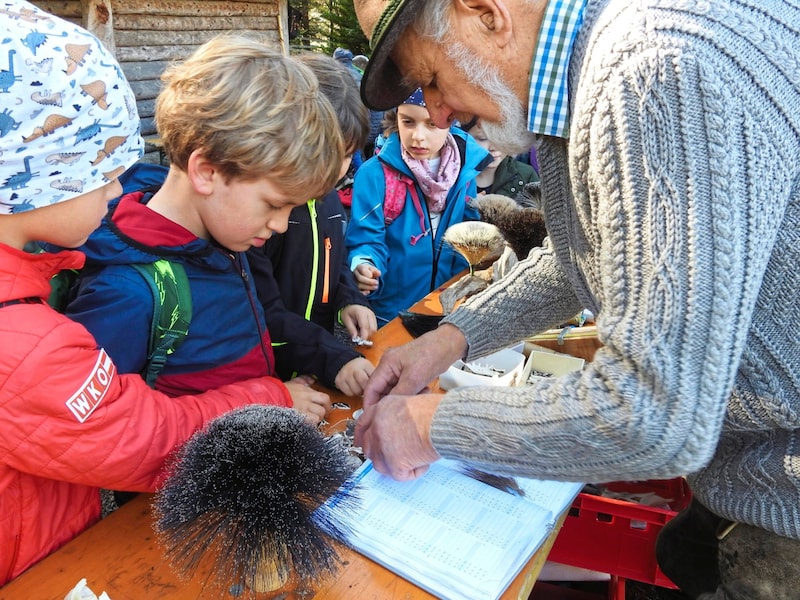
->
[473,192,548,260]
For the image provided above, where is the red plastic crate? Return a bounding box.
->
[548,478,691,589]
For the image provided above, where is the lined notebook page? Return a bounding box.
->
[316,459,583,600]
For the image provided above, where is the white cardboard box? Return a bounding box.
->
[518,351,585,386]
[438,348,526,390]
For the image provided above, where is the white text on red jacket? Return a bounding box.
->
[65,349,116,423]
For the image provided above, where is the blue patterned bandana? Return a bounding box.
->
[402,88,426,107]
[0,0,144,214]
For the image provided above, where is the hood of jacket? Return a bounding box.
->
[79,192,232,273]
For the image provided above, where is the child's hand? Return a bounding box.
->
[334,357,375,397]
[341,304,378,341]
[353,263,381,295]
[284,375,331,425]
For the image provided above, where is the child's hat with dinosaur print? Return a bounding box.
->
[0,0,144,213]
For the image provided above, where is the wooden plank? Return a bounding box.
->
[117,43,198,62]
[114,14,278,30]
[526,326,602,363]
[115,29,213,47]
[134,98,157,119]
[120,59,172,82]
[138,116,157,137]
[113,0,275,17]
[35,0,81,18]
[128,79,162,101]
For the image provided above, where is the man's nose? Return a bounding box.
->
[422,88,454,129]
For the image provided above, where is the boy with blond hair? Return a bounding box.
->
[65,35,343,419]
[249,53,378,397]
[0,2,321,584]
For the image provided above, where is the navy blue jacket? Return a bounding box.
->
[248,189,368,386]
[67,193,284,398]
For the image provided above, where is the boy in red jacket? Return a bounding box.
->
[0,1,330,584]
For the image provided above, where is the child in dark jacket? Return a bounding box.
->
[467,119,539,200]
[65,35,344,422]
[0,4,310,585]
[345,89,490,325]
[248,53,377,396]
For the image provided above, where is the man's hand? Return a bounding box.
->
[362,324,468,408]
[341,304,378,341]
[353,263,380,295]
[354,393,442,480]
[284,375,331,425]
[334,356,374,397]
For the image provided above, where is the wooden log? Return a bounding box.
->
[134,98,157,119]
[128,79,162,101]
[138,116,157,137]
[120,60,172,82]
[114,14,278,30]
[118,32,279,61]
[277,0,288,52]
[115,29,212,47]
[116,44,198,62]
[35,1,81,18]
[112,0,276,17]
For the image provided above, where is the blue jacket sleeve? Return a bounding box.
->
[345,158,391,287]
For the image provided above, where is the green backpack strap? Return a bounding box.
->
[47,268,80,313]
[130,260,192,388]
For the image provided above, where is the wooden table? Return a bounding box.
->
[0,286,573,600]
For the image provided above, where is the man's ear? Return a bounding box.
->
[452,0,514,46]
[186,149,216,196]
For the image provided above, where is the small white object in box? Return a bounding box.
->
[438,348,526,390]
[518,350,585,385]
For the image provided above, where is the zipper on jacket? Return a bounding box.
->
[424,194,440,292]
[230,251,274,375]
[304,200,320,321]
[321,237,331,304]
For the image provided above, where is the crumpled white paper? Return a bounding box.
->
[64,578,111,600]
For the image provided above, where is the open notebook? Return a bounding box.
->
[315,458,583,600]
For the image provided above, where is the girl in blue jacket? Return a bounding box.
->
[346,89,490,325]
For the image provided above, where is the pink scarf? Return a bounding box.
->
[401,133,461,213]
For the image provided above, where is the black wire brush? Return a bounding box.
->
[153,405,359,594]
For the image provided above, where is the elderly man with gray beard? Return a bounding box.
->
[351,0,800,598]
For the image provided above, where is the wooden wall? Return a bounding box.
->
[34,1,288,160]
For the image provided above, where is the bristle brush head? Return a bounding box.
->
[154,405,358,593]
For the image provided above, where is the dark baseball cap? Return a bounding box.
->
[357,0,426,111]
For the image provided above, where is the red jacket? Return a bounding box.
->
[0,244,291,585]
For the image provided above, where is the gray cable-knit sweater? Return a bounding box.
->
[436,0,800,539]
